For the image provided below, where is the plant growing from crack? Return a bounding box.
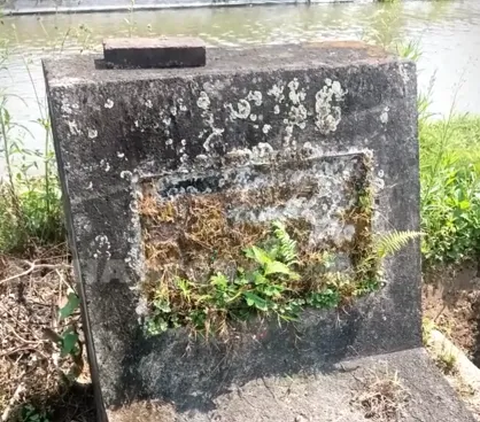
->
[144,219,421,337]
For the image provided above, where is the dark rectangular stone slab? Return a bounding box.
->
[44,42,421,422]
[103,37,206,69]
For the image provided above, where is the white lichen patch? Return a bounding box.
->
[278,78,309,146]
[315,79,347,135]
[87,128,98,139]
[203,127,225,152]
[273,105,281,115]
[99,159,111,172]
[262,124,272,134]
[196,91,211,111]
[120,170,133,180]
[226,99,251,120]
[93,234,111,259]
[380,106,390,124]
[267,83,285,103]
[246,90,263,106]
[287,78,306,105]
[145,99,153,109]
[67,120,80,136]
[104,99,114,109]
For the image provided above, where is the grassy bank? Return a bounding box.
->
[420,115,480,266]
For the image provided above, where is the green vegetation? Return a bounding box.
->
[0,85,64,256]
[143,210,419,336]
[420,115,480,265]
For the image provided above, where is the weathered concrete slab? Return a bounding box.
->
[44,41,429,421]
[105,348,476,422]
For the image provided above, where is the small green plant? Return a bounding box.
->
[57,292,81,357]
[19,404,51,422]
[435,348,458,375]
[144,220,420,337]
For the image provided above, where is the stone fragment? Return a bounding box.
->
[103,37,206,69]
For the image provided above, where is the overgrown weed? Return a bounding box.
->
[420,115,480,265]
[0,94,65,255]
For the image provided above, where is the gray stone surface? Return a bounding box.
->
[105,348,477,422]
[44,42,429,421]
[103,37,206,69]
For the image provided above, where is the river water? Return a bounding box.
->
[0,0,479,163]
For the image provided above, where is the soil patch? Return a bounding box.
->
[422,260,480,364]
[0,247,94,422]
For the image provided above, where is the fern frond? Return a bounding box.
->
[272,220,298,266]
[375,230,423,258]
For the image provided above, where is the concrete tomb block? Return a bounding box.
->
[44,40,475,422]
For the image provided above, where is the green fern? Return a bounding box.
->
[272,220,298,266]
[375,230,423,259]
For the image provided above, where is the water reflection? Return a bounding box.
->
[0,0,479,156]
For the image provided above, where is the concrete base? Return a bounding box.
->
[106,348,475,422]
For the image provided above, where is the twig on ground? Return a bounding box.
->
[1,381,25,422]
[0,260,70,285]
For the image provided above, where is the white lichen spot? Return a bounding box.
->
[399,63,411,84]
[246,90,263,106]
[61,101,78,115]
[87,128,98,139]
[252,142,274,158]
[227,99,251,120]
[117,151,125,159]
[250,114,257,122]
[203,128,225,152]
[170,105,177,116]
[315,79,347,135]
[380,106,390,124]
[166,138,174,146]
[120,170,132,180]
[273,105,280,115]
[197,91,211,110]
[94,234,111,259]
[180,104,187,112]
[87,181,93,190]
[145,99,153,109]
[104,99,114,109]
[195,154,208,161]
[181,139,187,146]
[67,120,80,135]
[262,124,272,134]
[99,159,110,172]
[287,78,306,105]
[267,84,285,103]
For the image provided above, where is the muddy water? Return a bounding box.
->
[0,0,479,159]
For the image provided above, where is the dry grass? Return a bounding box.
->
[0,246,94,422]
[352,367,410,421]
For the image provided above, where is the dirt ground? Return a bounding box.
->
[1,250,479,422]
[423,261,480,364]
[0,247,94,422]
